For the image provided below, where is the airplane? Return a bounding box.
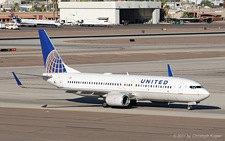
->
[11,13,61,27]
[12,29,210,110]
[70,14,111,27]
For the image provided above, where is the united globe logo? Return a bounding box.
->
[45,50,67,73]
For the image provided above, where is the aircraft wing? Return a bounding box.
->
[12,72,137,98]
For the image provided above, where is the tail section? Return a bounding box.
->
[38,30,80,73]
[10,13,17,20]
[10,12,21,26]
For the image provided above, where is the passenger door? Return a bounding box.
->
[178,83,183,94]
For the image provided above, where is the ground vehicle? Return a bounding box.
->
[0,22,6,29]
[63,22,73,26]
[5,22,20,30]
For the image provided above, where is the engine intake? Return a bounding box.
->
[106,94,130,106]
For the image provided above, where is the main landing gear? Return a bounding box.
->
[187,105,193,110]
[102,102,109,108]
[102,98,109,108]
[187,102,197,110]
[128,99,137,107]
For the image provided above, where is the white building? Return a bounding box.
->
[210,0,223,6]
[0,0,21,5]
[59,1,161,25]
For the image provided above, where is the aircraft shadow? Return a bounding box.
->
[43,105,102,108]
[39,97,220,110]
[66,97,137,109]
[138,102,221,110]
[67,97,103,104]
[68,97,220,110]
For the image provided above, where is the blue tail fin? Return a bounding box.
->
[10,13,17,19]
[38,29,80,73]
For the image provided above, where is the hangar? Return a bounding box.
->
[59,1,161,25]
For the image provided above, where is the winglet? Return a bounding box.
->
[12,72,25,88]
[167,64,174,77]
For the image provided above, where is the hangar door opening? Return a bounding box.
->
[120,9,153,24]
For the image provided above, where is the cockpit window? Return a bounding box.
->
[190,85,204,89]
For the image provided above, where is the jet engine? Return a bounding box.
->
[106,94,130,106]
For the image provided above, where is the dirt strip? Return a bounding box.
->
[1,51,225,67]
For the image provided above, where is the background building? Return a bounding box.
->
[59,1,161,25]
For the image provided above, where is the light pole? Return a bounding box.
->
[46,0,48,11]
[196,0,197,9]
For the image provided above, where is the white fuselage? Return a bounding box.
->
[45,73,210,103]
[79,20,110,26]
[18,19,61,27]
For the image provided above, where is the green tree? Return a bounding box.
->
[200,0,211,6]
[30,5,41,12]
[52,0,58,20]
[13,2,19,12]
[181,12,195,18]
[41,4,46,12]
[181,12,189,18]
[160,0,168,8]
[163,5,170,18]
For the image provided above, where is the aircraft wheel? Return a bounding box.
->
[102,102,109,108]
[187,105,193,110]
[128,100,137,107]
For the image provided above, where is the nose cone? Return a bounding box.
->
[203,89,210,99]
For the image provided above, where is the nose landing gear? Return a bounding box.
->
[187,105,193,110]
[187,102,196,110]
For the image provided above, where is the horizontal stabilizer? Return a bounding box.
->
[12,72,25,88]
[13,72,52,78]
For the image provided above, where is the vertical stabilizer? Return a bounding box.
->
[38,29,80,73]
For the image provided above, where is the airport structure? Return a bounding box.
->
[59,1,161,24]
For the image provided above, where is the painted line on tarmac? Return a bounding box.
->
[189,52,203,54]
[115,54,130,56]
[76,54,93,57]
[151,52,167,55]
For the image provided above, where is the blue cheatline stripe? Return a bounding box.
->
[12,72,22,86]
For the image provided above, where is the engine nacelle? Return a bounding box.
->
[106,94,130,106]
